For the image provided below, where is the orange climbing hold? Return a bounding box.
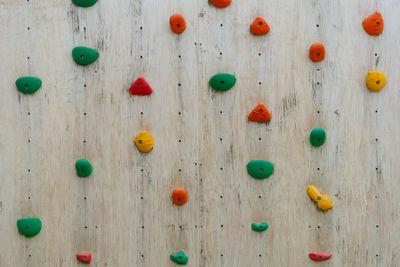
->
[362,12,384,36]
[172,188,188,206]
[309,43,325,62]
[248,103,271,122]
[250,17,270,35]
[77,253,91,263]
[169,14,186,34]
[210,0,231,8]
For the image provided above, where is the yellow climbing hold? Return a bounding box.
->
[366,71,386,92]
[134,131,154,153]
[306,185,333,211]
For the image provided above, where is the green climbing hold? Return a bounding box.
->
[209,73,236,91]
[75,159,93,177]
[72,46,99,65]
[247,160,274,179]
[309,128,326,147]
[17,218,42,237]
[251,222,269,232]
[72,0,97,7]
[15,76,42,94]
[170,251,188,265]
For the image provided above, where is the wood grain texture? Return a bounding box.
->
[0,0,399,266]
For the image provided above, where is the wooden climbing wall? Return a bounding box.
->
[1,0,400,266]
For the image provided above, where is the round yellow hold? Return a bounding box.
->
[366,71,386,92]
[134,131,154,153]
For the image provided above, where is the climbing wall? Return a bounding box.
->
[1,0,400,266]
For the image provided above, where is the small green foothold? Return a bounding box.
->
[247,160,274,179]
[251,222,269,232]
[17,218,42,237]
[72,46,99,65]
[75,159,93,177]
[309,128,326,147]
[15,76,42,94]
[72,0,97,7]
[170,251,188,265]
[209,73,236,91]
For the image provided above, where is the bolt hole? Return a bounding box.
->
[141,226,144,229]
[29,255,31,258]
[220,195,223,198]
[84,197,87,200]
[317,225,320,229]
[258,53,261,56]
[84,84,86,87]
[308,225,311,228]
[141,112,143,115]
[221,225,223,228]
[141,169,143,172]
[178,83,181,87]
[140,56,143,59]
[178,55,182,58]
[28,140,30,143]
[28,196,30,199]
[259,82,262,85]
[376,225,379,228]
[84,113,87,115]
[258,138,261,140]
[258,196,261,199]
[376,138,378,141]
[178,112,181,115]
[140,27,143,30]
[220,167,223,170]
[179,169,181,172]
[220,52,222,56]
[317,168,320,170]
[221,254,223,257]
[316,24,319,27]
[27,27,30,30]
[220,110,223,114]
[141,196,144,199]
[84,226,87,229]
[317,110,320,113]
[220,24,223,27]
[376,254,379,257]
[375,53,378,56]
[83,140,86,143]
[220,138,222,141]
[317,68,320,71]
[27,57,30,59]
[317,82,320,85]
[259,254,262,257]
[28,112,30,115]
[28,169,30,172]
[376,167,378,171]
[178,140,181,143]
[375,110,378,113]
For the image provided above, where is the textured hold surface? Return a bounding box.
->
[362,12,384,36]
[309,252,332,261]
[129,77,153,95]
[248,103,271,122]
[170,251,188,265]
[17,218,42,237]
[169,14,186,34]
[77,253,91,263]
[15,76,42,94]
[134,131,154,153]
[72,46,99,65]
[209,73,236,91]
[251,222,268,232]
[247,160,274,179]
[209,0,231,8]
[71,0,97,7]
[307,185,333,211]
[309,43,325,62]
[75,159,93,177]
[309,128,326,147]
[172,188,188,205]
[366,71,386,92]
[250,17,270,35]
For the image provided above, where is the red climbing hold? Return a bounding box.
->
[77,253,91,263]
[129,77,152,95]
[309,252,332,261]
[248,103,271,122]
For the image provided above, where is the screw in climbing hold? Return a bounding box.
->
[172,188,188,205]
[15,76,42,94]
[71,0,97,7]
[75,159,93,177]
[250,17,270,35]
[247,160,274,179]
[362,12,384,36]
[129,77,153,95]
[170,251,188,265]
[251,222,269,232]
[76,253,92,263]
[248,103,271,122]
[309,43,325,62]
[210,0,231,8]
[72,46,99,65]
[169,14,187,34]
[17,218,42,237]
[366,71,386,92]
[309,252,332,261]
[306,185,333,211]
[209,73,236,91]
[134,131,154,153]
[309,128,326,147]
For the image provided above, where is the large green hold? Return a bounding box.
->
[17,218,42,237]
[170,251,188,265]
[15,76,42,94]
[209,73,236,91]
[75,159,93,177]
[251,222,269,232]
[309,128,326,147]
[247,160,274,179]
[72,0,97,7]
[72,46,99,65]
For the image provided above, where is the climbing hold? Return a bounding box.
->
[17,218,42,237]
[77,253,92,263]
[362,12,384,36]
[309,128,326,147]
[75,159,93,177]
[170,251,188,265]
[251,222,268,232]
[172,188,188,206]
[250,17,270,35]
[210,0,231,8]
[209,73,236,91]
[129,77,153,95]
[309,252,332,261]
[72,46,99,65]
[309,43,325,62]
[247,160,274,179]
[71,0,97,7]
[134,131,154,153]
[366,71,386,92]
[248,103,271,122]
[15,76,42,94]
[307,185,333,211]
[170,14,186,34]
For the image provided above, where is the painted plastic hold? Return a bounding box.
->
[17,218,42,237]
[309,252,332,261]
[129,77,153,95]
[307,185,333,211]
[72,0,97,7]
[362,12,384,36]
[248,103,271,122]
[170,14,186,34]
[247,160,274,179]
[209,73,236,91]
[134,131,154,153]
[366,71,386,92]
[309,43,325,62]
[16,76,42,94]
[251,222,268,232]
[309,128,326,147]
[250,17,270,35]
[170,251,188,265]
[77,253,91,263]
[210,0,231,8]
[75,159,93,177]
[72,46,99,65]
[172,188,188,206]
